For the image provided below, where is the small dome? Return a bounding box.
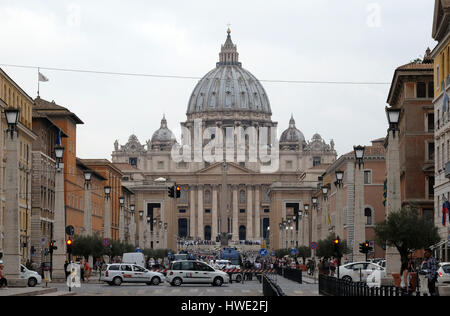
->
[280,115,305,143]
[151,115,176,143]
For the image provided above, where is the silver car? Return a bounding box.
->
[101,263,165,286]
[167,260,230,286]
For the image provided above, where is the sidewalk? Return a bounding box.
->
[0,286,57,296]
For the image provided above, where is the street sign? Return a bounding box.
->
[102,238,111,247]
[66,225,75,236]
[136,248,142,253]
[290,248,297,255]
[40,237,47,245]
[259,248,268,257]
[310,242,318,250]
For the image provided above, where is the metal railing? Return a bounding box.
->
[275,267,302,284]
[318,275,422,296]
[262,273,286,296]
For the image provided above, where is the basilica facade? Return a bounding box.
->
[111,30,337,251]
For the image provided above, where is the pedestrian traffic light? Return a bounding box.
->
[66,238,73,254]
[168,185,175,198]
[176,185,181,198]
[49,240,57,253]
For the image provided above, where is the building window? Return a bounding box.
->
[437,65,440,89]
[428,82,434,98]
[129,157,137,166]
[364,208,373,225]
[204,190,211,204]
[286,160,293,170]
[427,176,434,199]
[428,142,435,161]
[417,82,427,98]
[179,209,186,213]
[364,170,372,184]
[313,157,321,167]
[427,113,434,132]
[205,209,211,214]
[177,162,187,169]
[157,161,164,169]
[264,208,270,213]
[240,209,246,213]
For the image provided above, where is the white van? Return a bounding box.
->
[122,252,146,267]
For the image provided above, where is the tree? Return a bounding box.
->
[297,246,311,264]
[274,248,290,259]
[375,207,440,270]
[316,233,350,259]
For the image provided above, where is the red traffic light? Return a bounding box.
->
[176,186,181,191]
[333,237,340,244]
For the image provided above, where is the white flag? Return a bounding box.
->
[38,72,49,82]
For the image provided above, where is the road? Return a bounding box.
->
[48,277,319,296]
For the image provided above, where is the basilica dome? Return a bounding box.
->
[186,29,272,117]
[151,115,176,143]
[280,115,305,143]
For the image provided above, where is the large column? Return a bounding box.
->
[138,213,144,249]
[197,185,204,240]
[232,185,239,241]
[83,182,92,236]
[254,186,261,242]
[190,186,196,238]
[353,164,366,262]
[212,185,218,241]
[385,130,402,276]
[3,131,27,286]
[304,213,310,248]
[247,185,253,240]
[52,163,67,280]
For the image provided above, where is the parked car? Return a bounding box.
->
[437,262,450,284]
[337,261,386,283]
[20,264,42,287]
[167,260,230,286]
[0,260,42,287]
[101,263,165,286]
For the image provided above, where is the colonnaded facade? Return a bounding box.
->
[111,29,337,251]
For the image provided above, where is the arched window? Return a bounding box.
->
[239,225,246,241]
[204,225,211,241]
[364,207,373,225]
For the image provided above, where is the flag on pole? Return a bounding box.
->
[443,201,450,226]
[56,130,62,146]
[38,72,49,82]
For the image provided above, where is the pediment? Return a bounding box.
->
[195,162,254,175]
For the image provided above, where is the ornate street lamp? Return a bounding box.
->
[119,196,125,205]
[322,185,329,201]
[335,170,344,188]
[4,107,20,139]
[385,106,401,137]
[130,204,135,213]
[147,216,151,224]
[353,145,365,169]
[304,204,309,216]
[84,171,92,187]
[312,197,318,209]
[54,145,64,162]
[139,210,144,218]
[104,186,111,199]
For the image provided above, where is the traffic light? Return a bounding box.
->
[49,240,57,254]
[176,185,181,198]
[66,238,73,254]
[359,241,373,254]
[332,237,341,257]
[168,186,175,198]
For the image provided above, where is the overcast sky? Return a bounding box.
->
[0,0,437,160]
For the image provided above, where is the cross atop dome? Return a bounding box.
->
[217,28,241,67]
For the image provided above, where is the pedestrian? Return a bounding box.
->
[400,260,413,296]
[424,248,438,296]
[0,264,7,288]
[64,261,69,279]
[79,258,85,282]
[84,260,91,283]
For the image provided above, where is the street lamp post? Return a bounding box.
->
[103,186,112,239]
[353,145,366,262]
[3,108,27,286]
[52,144,67,280]
[335,170,344,238]
[311,197,318,257]
[83,171,93,236]
[138,210,144,249]
[321,186,329,240]
[385,106,402,277]
[119,197,125,242]
[304,204,309,248]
